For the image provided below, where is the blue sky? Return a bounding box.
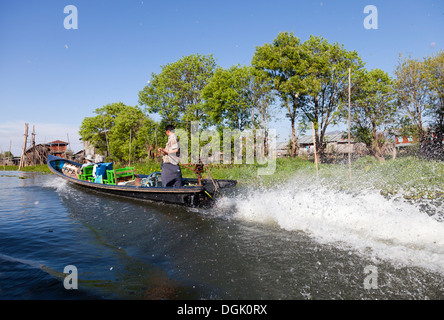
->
[1,0,443,155]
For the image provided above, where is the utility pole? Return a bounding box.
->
[348,68,352,181]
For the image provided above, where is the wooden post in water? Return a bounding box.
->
[32,125,36,147]
[18,123,29,171]
[348,68,352,181]
[311,121,319,177]
[31,125,36,165]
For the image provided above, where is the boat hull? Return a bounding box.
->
[46,155,236,208]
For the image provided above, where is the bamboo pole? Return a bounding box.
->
[18,123,29,171]
[348,68,352,180]
[311,121,319,177]
[31,125,36,165]
[32,125,36,147]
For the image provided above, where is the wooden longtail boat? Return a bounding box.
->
[47,155,237,208]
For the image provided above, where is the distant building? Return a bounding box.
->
[46,140,69,158]
[297,131,356,156]
[0,156,20,166]
[395,135,416,148]
[72,140,106,163]
[276,141,290,157]
[23,144,51,165]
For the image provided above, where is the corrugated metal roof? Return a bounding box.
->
[298,131,353,144]
[276,141,289,150]
[277,131,354,148]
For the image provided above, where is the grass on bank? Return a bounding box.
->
[113,156,444,200]
[3,156,443,200]
[314,156,444,200]
[1,164,51,173]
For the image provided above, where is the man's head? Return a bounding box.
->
[165,125,175,136]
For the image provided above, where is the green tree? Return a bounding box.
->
[394,55,429,142]
[202,65,274,131]
[424,50,444,146]
[138,54,217,132]
[79,103,159,163]
[301,35,365,160]
[252,32,308,157]
[79,102,127,156]
[107,105,157,163]
[253,33,364,160]
[347,68,396,161]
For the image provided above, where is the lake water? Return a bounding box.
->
[0,171,443,300]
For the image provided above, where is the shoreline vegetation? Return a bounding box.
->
[2,156,443,201]
[76,36,443,168]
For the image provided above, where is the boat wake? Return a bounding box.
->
[215,177,444,275]
[43,174,444,275]
[0,253,44,269]
[42,176,69,192]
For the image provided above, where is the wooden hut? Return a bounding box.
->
[22,144,51,165]
[46,140,69,159]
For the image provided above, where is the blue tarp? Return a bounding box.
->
[94,162,113,180]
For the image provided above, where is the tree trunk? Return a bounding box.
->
[314,128,321,162]
[291,119,298,157]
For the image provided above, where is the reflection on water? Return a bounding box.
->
[0,171,443,299]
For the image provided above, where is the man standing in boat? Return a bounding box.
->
[76,154,94,175]
[158,125,183,188]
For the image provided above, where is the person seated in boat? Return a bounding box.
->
[77,154,95,174]
[158,125,183,188]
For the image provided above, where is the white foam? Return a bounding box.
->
[42,176,69,193]
[220,178,444,274]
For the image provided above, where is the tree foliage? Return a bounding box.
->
[424,50,444,142]
[252,32,307,157]
[79,103,159,163]
[394,51,444,159]
[202,65,274,131]
[347,68,396,161]
[394,55,429,142]
[78,34,443,164]
[253,33,365,160]
[138,54,217,131]
[79,102,127,156]
[107,105,158,163]
[300,36,365,160]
